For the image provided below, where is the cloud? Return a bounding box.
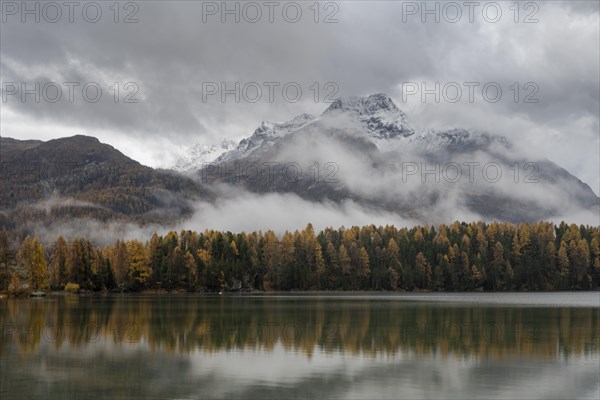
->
[180,187,418,234]
[1,1,598,194]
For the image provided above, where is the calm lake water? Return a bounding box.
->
[1,292,599,399]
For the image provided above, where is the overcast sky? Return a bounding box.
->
[1,0,598,194]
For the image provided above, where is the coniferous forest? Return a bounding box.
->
[1,221,599,295]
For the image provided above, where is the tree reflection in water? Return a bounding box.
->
[1,294,598,359]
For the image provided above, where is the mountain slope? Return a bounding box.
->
[198,94,599,223]
[0,135,210,230]
[2,94,597,232]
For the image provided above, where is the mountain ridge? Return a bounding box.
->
[0,134,210,230]
[172,94,512,171]
[1,94,598,229]
[187,94,599,223]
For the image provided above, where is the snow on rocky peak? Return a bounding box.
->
[172,94,512,171]
[324,93,400,116]
[323,93,415,141]
[322,94,510,153]
[171,139,238,173]
[216,113,316,162]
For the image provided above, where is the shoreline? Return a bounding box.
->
[2,288,599,299]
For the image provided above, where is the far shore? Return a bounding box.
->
[2,288,599,299]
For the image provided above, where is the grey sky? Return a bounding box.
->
[1,0,598,194]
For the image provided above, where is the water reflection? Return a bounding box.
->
[0,294,599,399]
[2,294,598,358]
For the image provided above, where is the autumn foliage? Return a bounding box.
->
[0,221,599,293]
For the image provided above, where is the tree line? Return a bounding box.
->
[0,221,599,294]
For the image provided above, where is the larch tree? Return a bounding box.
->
[261,230,281,290]
[184,250,198,291]
[338,244,351,290]
[127,240,151,290]
[111,240,129,291]
[0,228,11,290]
[31,241,49,291]
[557,240,570,289]
[325,241,339,289]
[280,233,296,290]
[571,239,591,288]
[314,242,326,290]
[415,251,431,289]
[356,247,371,289]
[590,237,600,279]
[18,236,49,291]
[2,221,599,293]
[488,241,505,291]
[50,236,69,288]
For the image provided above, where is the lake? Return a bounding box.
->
[1,292,599,399]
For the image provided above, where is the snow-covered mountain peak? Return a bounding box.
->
[216,113,317,163]
[250,113,316,139]
[171,139,238,173]
[170,94,513,172]
[324,93,400,116]
[324,93,414,140]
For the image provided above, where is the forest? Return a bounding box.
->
[0,221,599,295]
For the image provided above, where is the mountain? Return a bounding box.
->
[217,113,316,163]
[2,94,597,233]
[175,95,413,169]
[182,94,509,169]
[0,135,210,231]
[198,94,599,223]
[171,139,237,173]
[171,114,315,171]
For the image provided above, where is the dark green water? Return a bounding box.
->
[1,292,599,399]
